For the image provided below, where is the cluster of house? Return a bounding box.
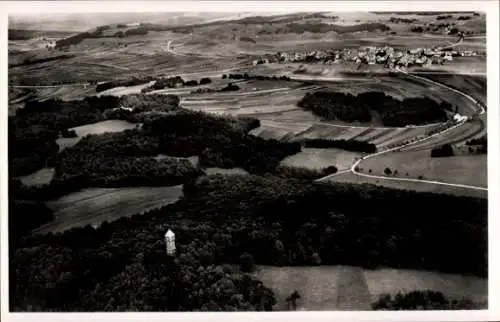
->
[253,45,479,68]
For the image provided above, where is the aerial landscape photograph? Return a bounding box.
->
[4,3,495,315]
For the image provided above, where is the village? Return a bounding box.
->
[253,42,479,69]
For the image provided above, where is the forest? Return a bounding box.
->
[430,144,455,157]
[298,91,449,127]
[9,94,181,177]
[10,174,487,311]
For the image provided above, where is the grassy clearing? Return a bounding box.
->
[255,265,486,311]
[364,268,487,305]
[358,150,487,188]
[56,119,138,150]
[326,171,487,199]
[203,167,249,176]
[281,148,362,171]
[154,155,200,168]
[19,167,55,187]
[36,185,183,234]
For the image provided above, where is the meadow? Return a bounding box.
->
[35,185,183,234]
[280,148,362,171]
[358,150,487,188]
[19,167,55,187]
[55,119,138,150]
[326,171,487,199]
[255,265,487,311]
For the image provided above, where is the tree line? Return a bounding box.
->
[430,144,455,158]
[140,76,213,93]
[224,73,292,81]
[372,290,484,310]
[298,91,449,127]
[96,76,155,93]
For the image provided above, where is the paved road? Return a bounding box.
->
[316,69,487,191]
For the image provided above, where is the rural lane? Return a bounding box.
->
[316,69,488,191]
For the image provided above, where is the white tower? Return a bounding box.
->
[165,229,176,256]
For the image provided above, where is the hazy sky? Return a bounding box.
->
[8,12,297,31]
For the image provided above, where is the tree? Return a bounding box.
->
[286,290,301,311]
[239,252,255,273]
[200,78,212,85]
[311,252,321,265]
[384,167,392,175]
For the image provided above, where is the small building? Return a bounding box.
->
[165,229,176,256]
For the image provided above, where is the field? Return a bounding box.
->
[358,150,487,187]
[414,73,487,107]
[19,167,55,187]
[56,119,138,150]
[35,185,184,234]
[255,266,487,311]
[326,171,487,199]
[203,167,249,176]
[281,148,362,171]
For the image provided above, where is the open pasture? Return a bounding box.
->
[358,149,487,188]
[256,265,486,311]
[56,120,138,150]
[203,167,249,176]
[36,185,183,234]
[326,171,487,198]
[281,148,362,171]
[19,167,56,187]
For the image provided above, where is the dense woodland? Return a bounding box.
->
[298,91,449,127]
[430,144,455,157]
[10,174,487,311]
[372,291,484,310]
[9,94,181,177]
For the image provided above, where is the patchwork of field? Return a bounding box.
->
[56,120,138,150]
[400,119,486,152]
[35,185,184,234]
[358,150,487,188]
[19,167,55,187]
[414,73,487,107]
[326,171,487,199]
[9,33,250,86]
[8,85,98,113]
[256,265,486,311]
[281,148,362,171]
[409,57,486,78]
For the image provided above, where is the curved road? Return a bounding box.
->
[316,68,487,191]
[9,37,488,193]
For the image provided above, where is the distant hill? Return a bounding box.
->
[8,29,73,40]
